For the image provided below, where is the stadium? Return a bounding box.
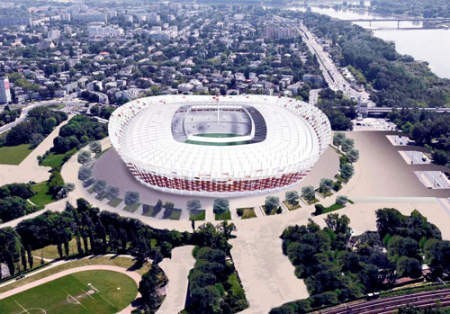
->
[108,95,331,197]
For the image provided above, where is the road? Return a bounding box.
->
[296,22,376,107]
[0,97,86,135]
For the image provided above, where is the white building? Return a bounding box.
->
[0,76,12,104]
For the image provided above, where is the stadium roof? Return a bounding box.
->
[109,95,330,181]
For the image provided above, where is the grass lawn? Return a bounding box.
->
[283,201,301,211]
[0,270,137,314]
[163,208,182,220]
[215,210,231,220]
[236,207,257,219]
[189,209,205,221]
[29,182,54,209]
[32,239,78,261]
[107,198,122,208]
[0,144,32,165]
[123,203,141,213]
[41,148,77,170]
[314,203,346,216]
[0,256,150,294]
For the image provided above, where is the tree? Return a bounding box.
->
[396,256,422,278]
[77,151,91,165]
[318,178,333,195]
[139,265,167,311]
[124,191,139,206]
[89,141,102,154]
[347,149,359,163]
[336,195,348,206]
[93,180,107,194]
[105,186,119,200]
[325,214,351,235]
[301,186,316,203]
[48,171,65,198]
[213,198,229,215]
[432,149,448,166]
[340,163,354,181]
[376,208,405,239]
[264,196,280,214]
[285,191,299,205]
[333,132,345,147]
[78,166,92,181]
[341,138,355,152]
[187,199,202,212]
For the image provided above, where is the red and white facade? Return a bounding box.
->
[108,95,331,197]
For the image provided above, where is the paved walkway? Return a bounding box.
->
[0,116,72,186]
[158,246,195,314]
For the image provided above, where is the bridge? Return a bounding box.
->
[347,17,450,23]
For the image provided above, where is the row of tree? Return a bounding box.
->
[2,107,67,147]
[0,198,248,312]
[185,223,248,313]
[271,209,450,313]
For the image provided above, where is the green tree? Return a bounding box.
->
[213,198,229,215]
[285,191,299,205]
[301,186,316,203]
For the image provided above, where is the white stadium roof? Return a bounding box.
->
[109,95,331,182]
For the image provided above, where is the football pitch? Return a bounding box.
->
[0,270,138,314]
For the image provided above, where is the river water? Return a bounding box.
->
[290,7,450,79]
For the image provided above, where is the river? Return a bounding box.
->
[289,7,450,79]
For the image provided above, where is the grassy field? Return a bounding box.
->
[0,270,137,314]
[32,239,78,261]
[236,207,257,219]
[189,210,205,221]
[41,148,77,170]
[29,182,54,208]
[282,201,301,211]
[107,198,122,208]
[215,210,231,220]
[0,144,32,165]
[0,256,150,294]
[123,203,141,213]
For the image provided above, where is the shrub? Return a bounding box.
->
[314,204,325,215]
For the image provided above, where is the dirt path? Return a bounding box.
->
[0,116,73,186]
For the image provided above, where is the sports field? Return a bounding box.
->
[0,270,137,314]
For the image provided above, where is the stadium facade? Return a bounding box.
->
[109,95,331,197]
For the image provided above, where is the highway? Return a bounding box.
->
[295,22,376,107]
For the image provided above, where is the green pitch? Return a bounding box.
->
[0,270,138,314]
